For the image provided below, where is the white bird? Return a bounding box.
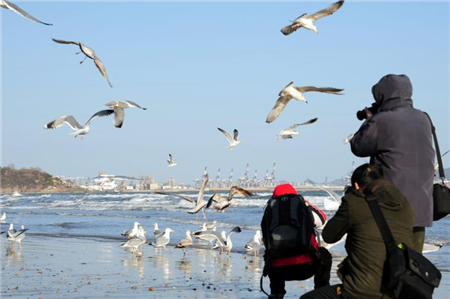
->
[423,243,444,254]
[104,101,147,128]
[434,149,450,171]
[206,186,254,212]
[217,128,241,150]
[318,186,342,211]
[343,133,355,145]
[6,224,28,249]
[52,38,113,87]
[281,0,344,35]
[266,82,344,123]
[151,228,175,249]
[155,173,210,220]
[175,230,194,256]
[191,223,217,245]
[121,226,146,256]
[193,227,241,255]
[44,109,114,139]
[167,154,177,167]
[121,222,141,239]
[153,223,163,237]
[1,0,52,26]
[245,230,263,257]
[0,212,5,222]
[276,118,318,140]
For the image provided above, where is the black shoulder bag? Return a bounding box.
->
[365,193,441,299]
[424,112,450,221]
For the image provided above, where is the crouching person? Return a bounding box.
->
[261,183,332,299]
[301,164,415,299]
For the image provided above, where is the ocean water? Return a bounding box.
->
[0,190,449,272]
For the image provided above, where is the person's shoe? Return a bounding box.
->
[268,294,284,299]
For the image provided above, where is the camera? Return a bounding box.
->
[356,103,379,121]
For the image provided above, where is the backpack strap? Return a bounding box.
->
[290,195,300,226]
[423,112,446,182]
[269,198,279,231]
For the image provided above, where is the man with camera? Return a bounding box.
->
[350,74,434,253]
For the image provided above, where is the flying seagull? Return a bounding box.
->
[317,185,342,211]
[1,0,52,26]
[167,154,177,167]
[44,109,114,139]
[155,173,210,220]
[217,128,241,150]
[276,117,318,140]
[121,222,141,239]
[105,101,147,128]
[266,82,343,123]
[206,186,254,212]
[52,38,113,87]
[281,0,344,35]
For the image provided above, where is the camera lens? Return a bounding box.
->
[356,110,366,121]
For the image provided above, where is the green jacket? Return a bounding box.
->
[322,180,415,299]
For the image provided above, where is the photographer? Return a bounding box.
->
[350,74,434,253]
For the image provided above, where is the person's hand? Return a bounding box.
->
[365,107,373,119]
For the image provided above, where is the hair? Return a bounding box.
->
[351,163,383,189]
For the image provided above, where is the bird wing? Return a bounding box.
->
[3,0,52,25]
[52,38,79,46]
[44,116,83,130]
[310,0,345,21]
[441,150,450,158]
[121,229,132,237]
[124,101,147,110]
[153,233,170,246]
[233,129,239,141]
[193,173,209,210]
[168,154,174,163]
[229,186,254,201]
[206,193,224,208]
[217,128,234,144]
[114,107,125,128]
[266,95,291,123]
[153,191,196,204]
[295,86,344,94]
[317,186,342,205]
[93,56,113,88]
[11,229,28,238]
[84,109,114,127]
[288,117,318,129]
[194,230,226,246]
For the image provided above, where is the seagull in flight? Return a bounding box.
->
[277,118,318,140]
[105,101,147,128]
[281,0,344,35]
[44,109,114,140]
[155,173,210,220]
[317,185,342,211]
[52,38,113,87]
[206,186,254,212]
[1,0,52,26]
[266,82,343,123]
[167,154,177,167]
[217,128,241,150]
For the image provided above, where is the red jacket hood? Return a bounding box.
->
[272,183,298,197]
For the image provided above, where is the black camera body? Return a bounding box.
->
[356,103,379,121]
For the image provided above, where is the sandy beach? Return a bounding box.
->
[1,234,449,299]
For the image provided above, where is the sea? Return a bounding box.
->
[0,190,449,272]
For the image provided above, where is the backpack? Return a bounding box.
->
[261,193,316,258]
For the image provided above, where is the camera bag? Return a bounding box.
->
[365,193,441,299]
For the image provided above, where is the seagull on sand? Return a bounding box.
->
[281,0,344,35]
[266,82,343,123]
[52,38,113,87]
[167,154,177,167]
[1,0,52,26]
[0,212,5,222]
[276,118,318,140]
[151,228,175,250]
[121,222,141,239]
[318,186,342,211]
[153,223,163,237]
[105,101,147,128]
[244,230,263,257]
[175,230,194,256]
[206,186,254,212]
[44,109,114,139]
[121,226,147,256]
[155,173,210,220]
[193,226,241,255]
[191,223,217,246]
[5,224,28,249]
[217,128,241,150]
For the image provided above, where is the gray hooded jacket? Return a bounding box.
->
[350,74,434,227]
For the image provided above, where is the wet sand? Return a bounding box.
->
[1,235,449,299]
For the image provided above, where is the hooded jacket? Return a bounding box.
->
[350,74,434,227]
[322,180,415,299]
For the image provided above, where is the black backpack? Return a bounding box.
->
[261,193,316,258]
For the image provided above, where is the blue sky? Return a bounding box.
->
[1,1,449,184]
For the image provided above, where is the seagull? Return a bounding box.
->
[193,226,241,255]
[121,226,146,256]
[217,128,241,150]
[1,0,52,26]
[244,230,263,257]
[266,82,343,123]
[423,243,444,254]
[121,222,141,239]
[0,212,5,222]
[317,186,342,211]
[206,186,254,212]
[167,154,177,167]
[6,224,28,249]
[151,228,175,250]
[153,223,163,237]
[105,101,147,128]
[155,173,210,220]
[44,109,114,140]
[281,0,344,35]
[343,133,355,145]
[52,38,113,87]
[175,230,194,256]
[434,149,450,171]
[276,118,318,140]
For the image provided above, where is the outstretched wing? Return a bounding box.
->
[44,116,83,130]
[310,0,344,21]
[193,230,226,246]
[113,107,125,128]
[217,128,234,143]
[288,117,318,129]
[168,154,174,163]
[229,186,254,201]
[317,186,342,205]
[84,109,114,127]
[93,56,113,88]
[266,95,291,123]
[125,101,147,110]
[233,129,239,141]
[3,0,52,25]
[191,173,209,213]
[52,38,79,46]
[153,191,196,204]
[206,193,224,208]
[295,86,344,94]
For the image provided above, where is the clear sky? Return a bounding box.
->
[1,1,449,184]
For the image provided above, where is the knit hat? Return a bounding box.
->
[272,183,298,197]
